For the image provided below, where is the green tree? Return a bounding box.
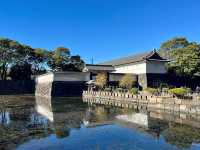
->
[159,37,189,59]
[47,47,85,72]
[169,44,200,76]
[47,47,71,71]
[9,62,32,80]
[159,37,200,76]
[0,38,24,80]
[30,48,49,75]
[68,55,85,71]
[0,37,85,79]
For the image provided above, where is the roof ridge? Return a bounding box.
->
[99,50,153,65]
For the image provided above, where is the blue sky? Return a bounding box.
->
[0,0,200,63]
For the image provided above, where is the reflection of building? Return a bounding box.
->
[35,96,54,122]
[83,106,124,127]
[116,113,148,127]
[35,96,86,128]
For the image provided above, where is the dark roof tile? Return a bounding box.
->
[99,50,167,66]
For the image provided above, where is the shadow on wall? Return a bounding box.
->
[0,80,35,95]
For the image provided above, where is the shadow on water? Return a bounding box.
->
[0,95,200,150]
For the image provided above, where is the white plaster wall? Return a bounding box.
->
[146,61,167,74]
[36,72,54,83]
[113,63,147,74]
[36,71,90,84]
[112,61,167,74]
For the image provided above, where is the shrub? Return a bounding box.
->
[119,74,136,90]
[169,88,187,97]
[130,88,138,95]
[95,73,107,89]
[144,88,158,95]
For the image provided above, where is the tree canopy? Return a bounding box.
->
[47,47,84,72]
[0,37,85,80]
[159,37,200,77]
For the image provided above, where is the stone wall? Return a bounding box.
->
[82,91,200,115]
[35,72,89,97]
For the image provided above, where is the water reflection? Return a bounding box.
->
[0,96,200,150]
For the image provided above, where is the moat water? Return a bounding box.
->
[0,95,200,150]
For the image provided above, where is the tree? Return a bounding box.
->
[159,37,189,59]
[69,55,85,71]
[47,47,85,72]
[9,62,32,80]
[95,73,107,89]
[47,47,71,71]
[169,44,200,76]
[159,37,200,77]
[0,38,23,80]
[119,74,136,90]
[30,48,49,75]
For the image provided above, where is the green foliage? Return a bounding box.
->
[95,73,107,89]
[0,37,85,80]
[144,88,158,95]
[130,88,138,95]
[159,37,189,59]
[169,88,187,97]
[119,74,136,90]
[47,47,85,72]
[159,37,200,77]
[31,48,48,75]
[9,62,32,80]
[160,37,189,51]
[170,44,200,76]
[0,38,17,80]
[162,125,200,148]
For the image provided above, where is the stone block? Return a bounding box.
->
[180,104,187,112]
[149,98,157,104]
[164,104,174,111]
[156,97,163,103]
[189,108,196,114]
[180,113,187,120]
[175,99,182,105]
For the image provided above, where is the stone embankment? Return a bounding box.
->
[82,91,200,115]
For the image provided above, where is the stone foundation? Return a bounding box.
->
[82,91,200,115]
[35,72,89,97]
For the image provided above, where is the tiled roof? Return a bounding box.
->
[99,50,167,66]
